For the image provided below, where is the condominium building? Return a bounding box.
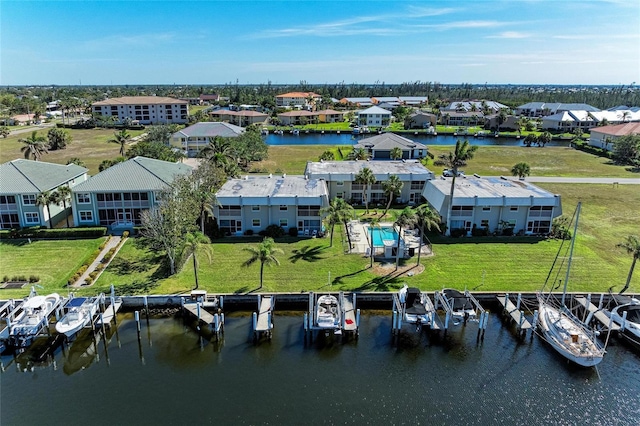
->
[91,96,189,125]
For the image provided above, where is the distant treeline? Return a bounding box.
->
[1,81,639,115]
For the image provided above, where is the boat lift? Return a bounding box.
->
[434,289,489,338]
[574,294,620,333]
[252,295,275,343]
[303,292,360,342]
[391,288,443,335]
[181,291,224,340]
[496,293,534,337]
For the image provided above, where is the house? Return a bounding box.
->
[423,176,562,236]
[209,110,269,127]
[357,106,392,127]
[70,157,192,231]
[91,96,189,125]
[275,92,321,108]
[515,102,599,117]
[0,159,88,229]
[398,96,429,106]
[371,97,401,106]
[170,122,245,157]
[353,133,427,160]
[315,109,345,123]
[440,111,485,126]
[214,175,329,236]
[277,110,316,126]
[199,94,221,104]
[588,122,640,150]
[305,160,434,206]
[339,97,374,107]
[405,111,437,129]
[540,110,640,131]
[442,100,509,114]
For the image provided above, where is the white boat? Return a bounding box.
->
[398,285,433,329]
[537,202,605,367]
[9,293,62,348]
[609,295,640,350]
[442,288,478,324]
[55,297,100,338]
[315,295,341,330]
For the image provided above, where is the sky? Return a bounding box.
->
[1,0,639,85]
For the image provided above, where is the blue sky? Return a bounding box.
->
[1,0,639,85]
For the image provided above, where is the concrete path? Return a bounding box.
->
[499,176,640,185]
[8,123,55,136]
[72,236,125,287]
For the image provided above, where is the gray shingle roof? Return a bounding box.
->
[174,122,245,138]
[354,133,426,150]
[0,159,88,194]
[72,157,192,193]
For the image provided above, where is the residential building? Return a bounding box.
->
[277,109,346,125]
[440,111,485,127]
[315,109,345,123]
[515,102,599,117]
[588,122,640,150]
[357,106,392,127]
[442,100,509,113]
[0,159,88,229]
[305,160,434,206]
[422,176,562,236]
[398,96,429,106]
[405,111,437,129]
[339,97,374,107]
[214,175,329,236]
[70,157,192,231]
[275,92,321,108]
[540,110,640,131]
[91,96,189,125]
[209,110,269,127]
[170,122,245,157]
[353,133,427,160]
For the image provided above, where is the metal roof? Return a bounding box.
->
[71,157,192,193]
[427,176,558,199]
[306,160,433,179]
[0,159,88,194]
[174,122,245,138]
[216,175,328,199]
[354,133,426,150]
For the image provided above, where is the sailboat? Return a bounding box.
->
[536,202,605,367]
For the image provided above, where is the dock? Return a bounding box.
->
[253,295,275,342]
[496,293,533,335]
[303,292,360,341]
[340,292,360,335]
[181,291,224,339]
[391,289,443,335]
[574,295,621,332]
[96,296,123,328]
[434,289,489,338]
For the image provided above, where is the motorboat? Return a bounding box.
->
[536,202,605,367]
[441,289,477,324]
[315,295,341,330]
[55,297,100,338]
[9,293,62,348]
[398,285,433,330]
[609,295,640,349]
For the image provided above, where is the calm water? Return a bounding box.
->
[370,227,398,246]
[2,312,639,425]
[265,133,570,147]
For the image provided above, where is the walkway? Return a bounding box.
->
[72,236,125,288]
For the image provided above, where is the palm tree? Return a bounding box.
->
[390,147,403,160]
[414,204,441,266]
[182,232,212,290]
[242,237,283,290]
[393,207,417,270]
[320,197,355,248]
[367,216,380,268]
[36,190,56,229]
[47,128,71,150]
[511,162,531,180]
[19,131,48,161]
[433,140,478,235]
[381,175,403,217]
[108,129,132,156]
[537,131,552,147]
[355,167,376,214]
[55,185,72,227]
[617,235,640,294]
[351,147,369,160]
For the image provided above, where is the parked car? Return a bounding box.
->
[442,169,465,177]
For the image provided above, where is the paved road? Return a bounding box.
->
[8,123,55,136]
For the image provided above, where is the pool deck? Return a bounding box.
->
[347,220,432,258]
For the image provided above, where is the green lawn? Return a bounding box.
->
[0,238,105,298]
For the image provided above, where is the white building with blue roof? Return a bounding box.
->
[423,176,562,236]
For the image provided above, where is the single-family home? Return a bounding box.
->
[398,96,429,106]
[275,92,321,108]
[70,157,192,232]
[340,97,374,107]
[405,111,437,129]
[170,122,245,157]
[277,110,316,126]
[0,159,88,229]
[357,106,392,127]
[214,175,329,236]
[315,109,345,123]
[305,160,434,206]
[540,110,640,132]
[353,133,427,160]
[209,110,269,127]
[91,96,189,125]
[588,122,640,150]
[423,176,562,236]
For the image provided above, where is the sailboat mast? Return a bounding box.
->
[561,202,581,306]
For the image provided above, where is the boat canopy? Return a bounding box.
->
[405,288,427,315]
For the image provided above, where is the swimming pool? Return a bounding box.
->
[368,227,399,246]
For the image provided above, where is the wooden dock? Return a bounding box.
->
[496,294,532,331]
[96,297,123,327]
[574,295,620,332]
[182,298,224,338]
[340,292,358,333]
[253,295,274,341]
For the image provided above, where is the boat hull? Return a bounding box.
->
[610,302,640,351]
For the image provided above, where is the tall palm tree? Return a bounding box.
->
[617,235,640,294]
[320,197,355,248]
[537,131,552,147]
[414,203,441,266]
[351,147,369,160]
[433,140,478,235]
[182,232,212,290]
[242,237,283,289]
[354,167,376,214]
[36,190,56,229]
[368,216,380,268]
[55,185,72,227]
[381,175,403,217]
[390,147,403,160]
[393,207,417,270]
[19,131,48,161]
[511,162,531,180]
[108,129,132,156]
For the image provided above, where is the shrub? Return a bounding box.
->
[2,275,8,283]
[28,275,39,283]
[450,228,466,238]
[122,230,130,238]
[84,277,93,285]
[89,271,99,279]
[244,229,254,236]
[471,226,489,237]
[501,227,514,236]
[288,227,299,237]
[95,263,104,271]
[0,227,107,240]
[263,224,285,238]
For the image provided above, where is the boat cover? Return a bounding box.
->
[443,289,472,311]
[405,288,427,315]
[66,298,88,308]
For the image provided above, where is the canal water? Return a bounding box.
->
[1,312,638,425]
[265,133,570,147]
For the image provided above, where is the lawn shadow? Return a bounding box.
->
[289,245,327,263]
[234,286,249,294]
[325,267,369,287]
[0,239,33,247]
[356,274,404,292]
[430,236,548,245]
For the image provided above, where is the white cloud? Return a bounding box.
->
[486,31,531,39]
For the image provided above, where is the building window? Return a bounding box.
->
[77,193,90,204]
[336,192,344,199]
[252,205,260,211]
[79,211,93,222]
[480,219,489,228]
[279,205,287,211]
[510,206,518,211]
[336,181,344,186]
[279,219,288,227]
[22,194,36,205]
[252,219,261,227]
[482,207,491,212]
[24,212,40,224]
[0,195,16,204]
